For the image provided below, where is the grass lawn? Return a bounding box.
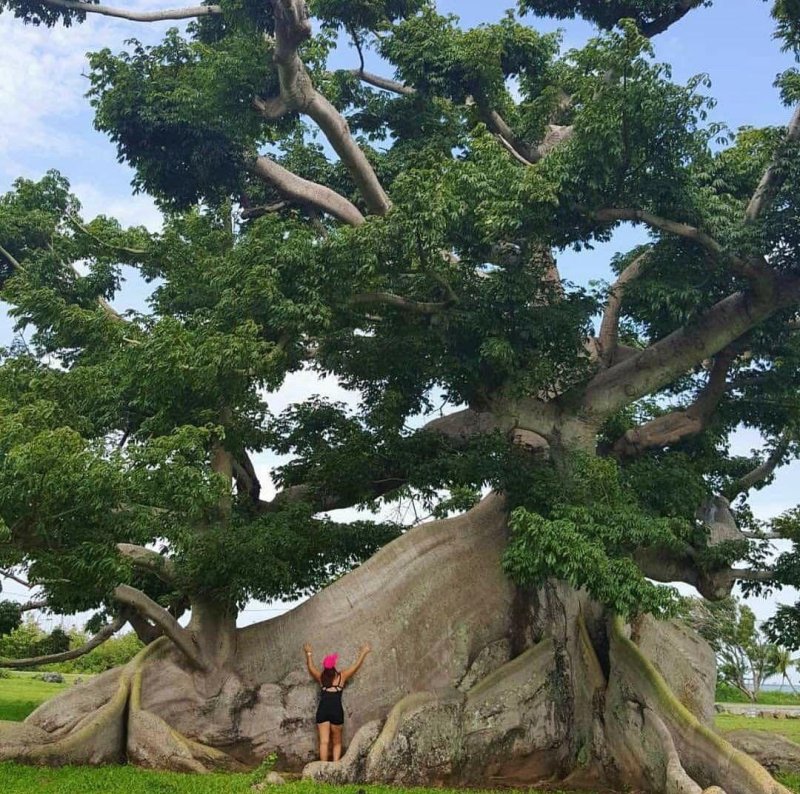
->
[0,674,73,721]
[0,767,568,794]
[715,713,800,744]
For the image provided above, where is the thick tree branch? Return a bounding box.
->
[0,242,24,274]
[232,450,261,502]
[240,201,289,220]
[259,408,548,515]
[746,104,800,222]
[113,584,205,669]
[250,156,365,227]
[597,250,650,367]
[117,543,176,585]
[612,346,736,458]
[0,614,126,669]
[35,0,221,21]
[473,94,540,165]
[639,0,704,37]
[724,431,793,500]
[19,599,49,612]
[349,69,415,96]
[581,274,799,421]
[125,610,163,644]
[267,0,391,216]
[349,292,454,315]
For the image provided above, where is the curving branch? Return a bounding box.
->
[581,271,800,422]
[66,212,147,257]
[639,0,704,37]
[249,156,365,227]
[0,614,126,669]
[349,69,572,166]
[232,450,261,502]
[258,408,547,516]
[349,291,454,315]
[612,346,736,458]
[724,431,793,500]
[117,543,176,585]
[125,610,163,645]
[3,239,127,324]
[589,207,761,280]
[0,569,32,590]
[746,104,800,222]
[350,68,415,96]
[265,0,392,217]
[19,599,49,612]
[597,250,650,367]
[473,94,540,165]
[35,0,221,20]
[113,584,205,670]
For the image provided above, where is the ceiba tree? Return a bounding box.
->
[1,0,800,789]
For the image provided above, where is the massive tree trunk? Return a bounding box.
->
[0,494,790,793]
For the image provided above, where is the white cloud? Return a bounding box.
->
[0,16,92,159]
[0,7,188,177]
[70,180,163,231]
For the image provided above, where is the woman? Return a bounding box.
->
[303,641,371,762]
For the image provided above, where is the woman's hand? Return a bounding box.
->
[360,642,372,655]
[303,643,312,654]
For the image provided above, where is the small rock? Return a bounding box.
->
[40,672,64,684]
[252,771,286,789]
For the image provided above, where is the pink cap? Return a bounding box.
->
[322,653,338,669]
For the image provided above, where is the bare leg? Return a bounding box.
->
[331,723,343,761]
[317,722,331,761]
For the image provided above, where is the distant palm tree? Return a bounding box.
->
[776,647,798,694]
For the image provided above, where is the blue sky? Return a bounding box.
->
[0,0,798,629]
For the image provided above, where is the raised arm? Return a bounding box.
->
[340,643,371,684]
[303,642,321,683]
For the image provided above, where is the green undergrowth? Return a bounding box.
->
[716,684,800,705]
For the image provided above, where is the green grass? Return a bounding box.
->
[0,767,565,794]
[715,712,800,744]
[780,772,800,792]
[0,674,72,721]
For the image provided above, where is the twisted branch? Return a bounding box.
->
[34,0,221,21]
[0,614,126,669]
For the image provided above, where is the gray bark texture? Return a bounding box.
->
[0,495,791,793]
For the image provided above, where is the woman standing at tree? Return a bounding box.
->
[303,642,371,762]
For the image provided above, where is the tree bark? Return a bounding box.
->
[0,494,791,792]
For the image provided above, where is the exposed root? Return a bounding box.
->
[126,639,244,772]
[0,636,242,772]
[642,704,704,794]
[609,615,791,794]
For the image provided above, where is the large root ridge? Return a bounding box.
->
[126,639,244,773]
[609,616,791,794]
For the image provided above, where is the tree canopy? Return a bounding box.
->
[2,0,800,667]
